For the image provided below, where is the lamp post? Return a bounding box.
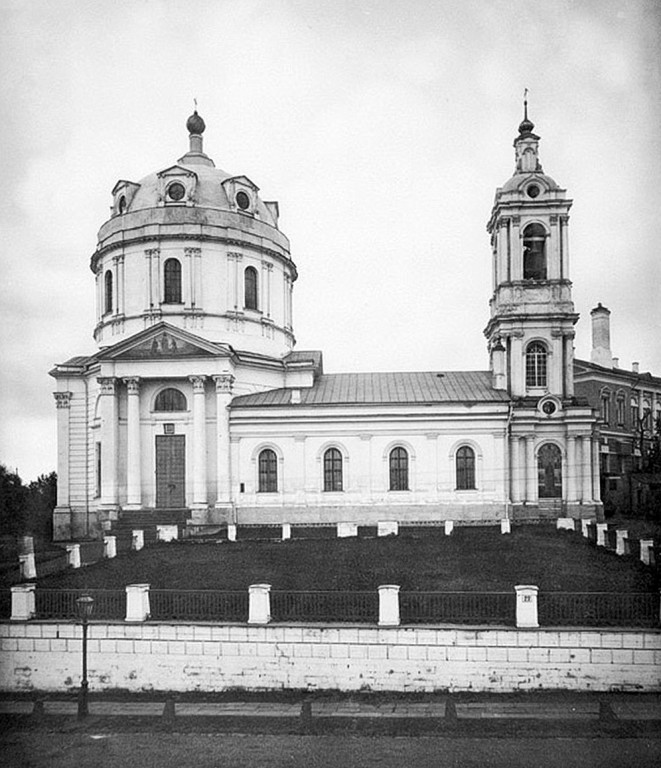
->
[76,594,95,719]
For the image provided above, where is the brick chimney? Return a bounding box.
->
[590,303,613,368]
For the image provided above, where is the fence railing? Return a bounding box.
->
[8,585,660,628]
[271,590,377,623]
[400,591,516,625]
[149,590,248,622]
[538,592,659,628]
[34,589,126,620]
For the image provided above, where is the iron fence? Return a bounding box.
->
[0,589,11,619]
[538,592,659,628]
[35,589,126,620]
[400,591,516,625]
[271,590,378,623]
[149,590,248,621]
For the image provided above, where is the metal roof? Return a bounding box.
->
[231,371,509,408]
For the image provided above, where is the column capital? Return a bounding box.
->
[261,260,274,271]
[53,391,72,409]
[144,247,160,258]
[123,377,141,394]
[112,253,125,265]
[189,375,207,393]
[213,374,235,394]
[184,246,202,258]
[227,251,243,262]
[97,377,117,395]
[498,217,510,228]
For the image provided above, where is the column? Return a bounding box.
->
[214,374,234,508]
[125,584,150,623]
[11,584,36,621]
[510,334,524,397]
[581,437,593,502]
[566,435,578,503]
[592,437,602,503]
[525,436,536,503]
[184,247,194,310]
[548,216,560,280]
[560,215,570,279]
[261,261,273,318]
[113,254,125,316]
[510,436,522,503]
[294,435,307,501]
[194,247,203,309]
[98,377,118,506]
[564,333,575,397]
[53,392,72,507]
[511,216,522,280]
[190,376,208,507]
[124,377,142,508]
[248,584,271,624]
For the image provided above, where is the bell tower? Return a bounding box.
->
[485,97,577,401]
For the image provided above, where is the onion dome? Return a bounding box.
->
[186,110,206,135]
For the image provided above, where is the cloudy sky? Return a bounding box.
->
[1,0,660,481]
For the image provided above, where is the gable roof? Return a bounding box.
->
[231,370,508,408]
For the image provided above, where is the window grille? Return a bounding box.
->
[323,448,343,492]
[154,388,187,412]
[258,449,278,493]
[456,446,476,490]
[163,258,182,303]
[244,266,258,310]
[525,342,547,388]
[104,270,113,314]
[389,447,409,491]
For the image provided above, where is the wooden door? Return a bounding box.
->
[155,435,185,508]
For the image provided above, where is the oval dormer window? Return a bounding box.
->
[236,190,250,210]
[526,184,540,198]
[167,182,186,202]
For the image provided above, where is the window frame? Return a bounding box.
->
[163,258,182,304]
[522,223,547,281]
[323,447,343,492]
[104,269,113,315]
[389,447,409,491]
[456,445,476,491]
[154,388,188,412]
[244,266,259,311]
[525,341,548,388]
[257,448,278,493]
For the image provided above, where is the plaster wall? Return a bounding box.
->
[2,622,659,694]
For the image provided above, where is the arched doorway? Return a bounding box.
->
[538,443,562,498]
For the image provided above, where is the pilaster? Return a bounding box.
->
[214,374,235,509]
[98,377,119,507]
[189,375,208,508]
[124,377,142,509]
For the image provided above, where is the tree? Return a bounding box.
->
[0,464,27,537]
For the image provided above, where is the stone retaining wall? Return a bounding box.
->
[1,621,659,693]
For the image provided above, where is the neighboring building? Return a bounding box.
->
[574,304,661,517]
[50,104,603,541]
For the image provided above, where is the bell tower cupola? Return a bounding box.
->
[485,96,577,400]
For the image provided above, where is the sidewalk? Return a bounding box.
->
[1,693,660,735]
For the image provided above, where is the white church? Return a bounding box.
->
[50,106,602,540]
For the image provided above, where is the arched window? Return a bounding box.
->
[525,342,547,388]
[104,270,113,314]
[154,388,187,412]
[389,447,409,491]
[522,223,547,280]
[456,446,475,490]
[258,449,278,493]
[616,395,625,426]
[163,258,182,303]
[538,443,562,498]
[600,391,611,425]
[244,266,258,310]
[323,448,343,492]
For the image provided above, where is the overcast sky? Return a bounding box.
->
[1,0,660,481]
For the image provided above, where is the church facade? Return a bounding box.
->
[50,107,602,541]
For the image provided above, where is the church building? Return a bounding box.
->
[50,105,602,540]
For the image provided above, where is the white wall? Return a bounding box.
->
[2,621,659,693]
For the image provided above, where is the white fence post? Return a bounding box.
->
[596,523,608,547]
[378,585,400,626]
[515,585,539,628]
[156,525,178,542]
[132,530,144,551]
[103,535,117,558]
[18,553,37,580]
[581,520,590,538]
[640,539,654,566]
[444,520,454,536]
[337,522,358,538]
[616,530,628,556]
[378,521,398,537]
[65,543,81,568]
[500,519,511,534]
[556,518,575,531]
[227,524,237,542]
[11,584,36,621]
[248,584,271,624]
[282,523,291,541]
[125,584,150,622]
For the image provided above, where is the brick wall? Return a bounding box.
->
[1,622,659,693]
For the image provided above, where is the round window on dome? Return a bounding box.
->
[236,190,251,210]
[167,182,186,201]
[527,184,540,199]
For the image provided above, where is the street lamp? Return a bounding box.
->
[76,593,95,719]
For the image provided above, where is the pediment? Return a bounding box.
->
[223,175,260,192]
[98,323,232,361]
[157,164,197,180]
